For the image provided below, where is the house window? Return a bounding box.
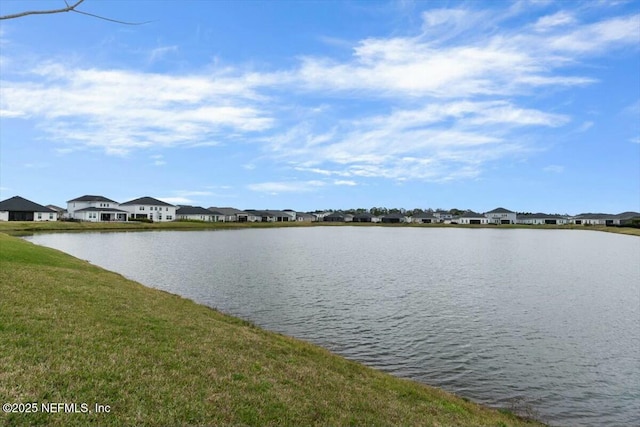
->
[167,215,173,220]
[37,213,42,219]
[140,207,144,211]
[49,213,53,219]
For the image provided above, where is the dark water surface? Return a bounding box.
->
[26,228,640,426]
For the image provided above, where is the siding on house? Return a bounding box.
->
[412,213,438,224]
[67,195,124,222]
[120,197,177,222]
[517,213,569,225]
[485,207,517,224]
[177,206,224,222]
[459,211,489,225]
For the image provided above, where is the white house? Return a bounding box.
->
[412,212,438,224]
[0,196,58,221]
[295,212,315,222]
[208,207,257,222]
[570,213,610,226]
[434,210,453,223]
[67,195,127,222]
[459,210,489,225]
[485,207,517,225]
[176,206,224,222]
[120,197,176,222]
[517,213,569,225]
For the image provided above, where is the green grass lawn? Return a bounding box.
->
[0,233,543,426]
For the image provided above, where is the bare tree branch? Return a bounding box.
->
[0,0,152,25]
[72,9,153,26]
[1,0,86,20]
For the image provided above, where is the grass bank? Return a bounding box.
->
[0,219,638,236]
[0,233,542,426]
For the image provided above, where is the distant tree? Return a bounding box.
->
[369,207,388,216]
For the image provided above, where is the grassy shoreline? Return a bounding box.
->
[0,232,543,426]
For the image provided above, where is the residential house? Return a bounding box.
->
[353,212,374,222]
[613,212,640,225]
[67,195,128,222]
[571,212,640,226]
[177,206,224,222]
[323,212,346,222]
[412,212,438,224]
[485,207,517,225]
[120,197,176,222]
[571,213,611,226]
[458,210,489,225]
[46,204,67,219]
[312,211,332,222]
[381,212,406,223]
[209,207,255,222]
[266,210,295,222]
[433,210,453,223]
[517,213,569,225]
[0,196,58,221]
[283,210,298,221]
[245,210,276,222]
[295,212,315,222]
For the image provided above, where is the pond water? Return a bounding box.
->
[25,227,640,426]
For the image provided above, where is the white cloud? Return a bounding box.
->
[149,45,178,63]
[157,190,215,205]
[247,180,325,194]
[534,12,577,32]
[264,100,564,182]
[544,165,565,173]
[0,66,275,155]
[630,137,640,144]
[334,180,357,186]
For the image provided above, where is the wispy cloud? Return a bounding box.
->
[544,164,565,173]
[150,154,166,166]
[1,4,637,188]
[149,45,178,63]
[0,66,275,155]
[247,180,326,194]
[157,190,216,205]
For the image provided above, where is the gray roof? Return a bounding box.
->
[120,196,174,207]
[353,212,374,219]
[245,209,272,217]
[460,210,485,218]
[614,211,640,219]
[296,212,315,219]
[382,212,406,219]
[75,207,128,213]
[209,207,248,216]
[46,204,66,212]
[486,207,515,214]
[176,206,215,215]
[67,195,117,203]
[0,196,55,213]
[412,212,437,219]
[324,212,346,219]
[519,213,568,219]
[573,213,613,219]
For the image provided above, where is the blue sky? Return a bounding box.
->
[1,0,638,214]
